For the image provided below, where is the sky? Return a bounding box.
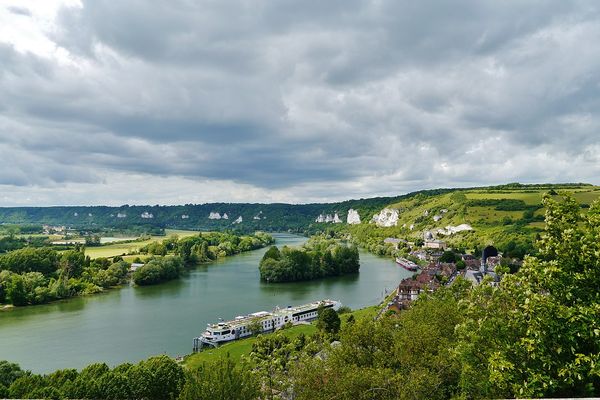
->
[1,0,599,206]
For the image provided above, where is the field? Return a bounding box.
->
[84,229,200,259]
[183,305,378,369]
[371,184,600,253]
[184,324,317,368]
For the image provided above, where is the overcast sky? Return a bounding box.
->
[1,0,599,206]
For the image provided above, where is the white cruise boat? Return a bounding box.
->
[193,299,341,351]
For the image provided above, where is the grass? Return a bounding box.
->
[84,229,199,259]
[184,324,317,368]
[375,185,600,249]
[183,305,380,370]
[465,191,545,205]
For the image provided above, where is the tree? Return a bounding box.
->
[251,334,294,398]
[439,250,458,263]
[6,274,27,306]
[456,195,600,398]
[60,250,85,278]
[316,307,341,334]
[248,318,263,336]
[179,356,259,400]
[0,361,24,388]
[138,355,184,400]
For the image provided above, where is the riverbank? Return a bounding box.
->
[183,304,379,369]
[0,231,274,310]
[0,233,409,373]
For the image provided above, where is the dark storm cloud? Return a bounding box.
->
[1,0,600,202]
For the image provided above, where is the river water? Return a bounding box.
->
[0,233,410,373]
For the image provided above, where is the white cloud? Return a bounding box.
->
[0,0,599,206]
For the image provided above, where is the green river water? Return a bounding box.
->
[0,233,411,373]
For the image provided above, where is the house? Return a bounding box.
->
[422,262,456,280]
[383,237,407,249]
[396,274,440,302]
[409,250,428,261]
[424,239,447,250]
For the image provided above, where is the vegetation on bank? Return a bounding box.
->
[259,236,359,283]
[0,247,129,307]
[1,194,596,399]
[0,231,274,305]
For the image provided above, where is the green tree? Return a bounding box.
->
[6,274,27,306]
[0,360,24,388]
[179,356,259,400]
[439,250,458,263]
[60,250,85,278]
[316,307,341,334]
[138,355,184,400]
[456,195,600,398]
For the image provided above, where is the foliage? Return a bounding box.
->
[180,356,259,400]
[316,307,341,334]
[132,256,184,286]
[438,250,458,263]
[259,237,359,283]
[0,361,24,388]
[455,194,600,398]
[0,356,184,400]
[0,231,273,306]
[0,247,59,275]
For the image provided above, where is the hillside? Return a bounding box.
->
[0,183,598,255]
[343,183,600,256]
[0,197,404,233]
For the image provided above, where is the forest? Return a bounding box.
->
[259,236,360,283]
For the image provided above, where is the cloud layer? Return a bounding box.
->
[1,0,599,205]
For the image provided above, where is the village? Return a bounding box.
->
[381,236,522,314]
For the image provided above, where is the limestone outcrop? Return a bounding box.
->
[371,208,399,227]
[316,213,343,223]
[347,209,361,224]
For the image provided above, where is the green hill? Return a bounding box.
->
[343,183,600,257]
[1,183,598,256]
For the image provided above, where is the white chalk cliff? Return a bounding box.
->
[222,213,229,220]
[347,209,361,224]
[315,213,343,224]
[208,212,221,219]
[371,208,399,227]
[233,216,242,224]
[333,213,342,223]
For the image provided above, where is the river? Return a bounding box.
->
[0,233,411,373]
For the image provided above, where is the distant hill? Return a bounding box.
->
[1,184,598,252]
[0,196,404,233]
